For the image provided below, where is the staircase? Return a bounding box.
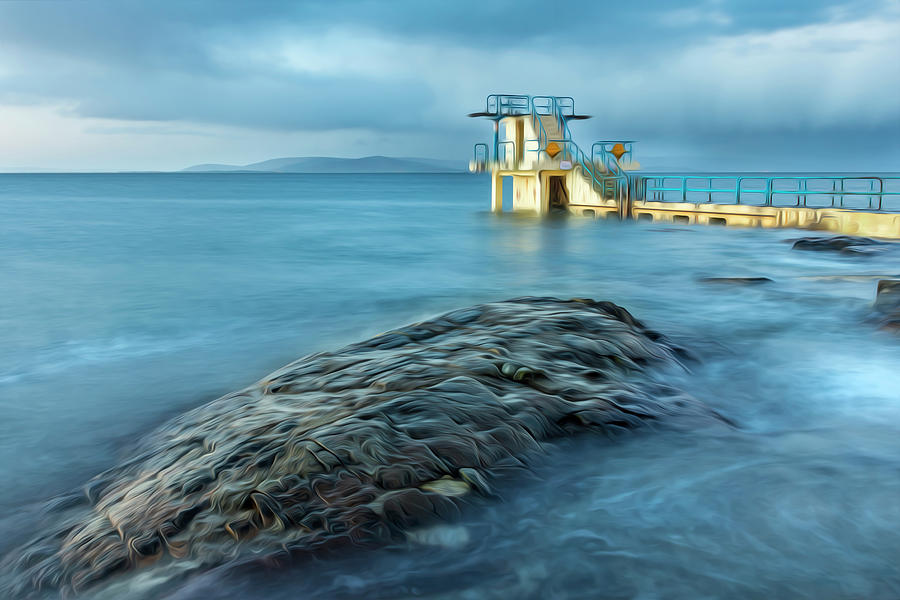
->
[530,96,629,202]
[471,94,634,204]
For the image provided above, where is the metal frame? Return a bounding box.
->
[638,175,900,211]
[470,94,900,214]
[485,94,531,116]
[497,141,517,170]
[470,94,633,202]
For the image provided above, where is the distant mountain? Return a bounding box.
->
[182,156,465,173]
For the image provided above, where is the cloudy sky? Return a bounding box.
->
[0,0,898,171]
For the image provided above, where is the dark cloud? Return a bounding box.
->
[0,0,896,169]
[5,67,433,131]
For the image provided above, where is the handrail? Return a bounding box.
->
[497,141,517,170]
[637,174,900,211]
[485,94,531,116]
[473,94,897,213]
[547,97,628,200]
[591,142,633,176]
[472,143,488,171]
[474,94,629,201]
[529,108,549,156]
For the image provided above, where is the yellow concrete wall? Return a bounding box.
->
[631,201,780,227]
[630,201,900,238]
[498,116,540,171]
[497,115,570,172]
[564,168,619,218]
[496,171,900,236]
[486,120,899,237]
[497,166,619,217]
[490,172,503,213]
[512,174,541,212]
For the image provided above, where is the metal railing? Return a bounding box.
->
[497,141,517,170]
[592,141,634,173]
[472,94,899,215]
[485,94,531,116]
[531,95,575,118]
[638,175,900,211]
[471,94,629,202]
[472,143,488,171]
[545,98,630,201]
[536,95,628,201]
[527,112,548,157]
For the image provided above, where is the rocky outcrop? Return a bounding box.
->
[874,280,900,331]
[790,235,891,255]
[699,277,773,286]
[0,297,717,598]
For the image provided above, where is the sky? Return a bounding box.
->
[0,0,898,172]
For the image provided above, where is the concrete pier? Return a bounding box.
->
[469,94,900,238]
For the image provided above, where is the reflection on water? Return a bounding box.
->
[1,173,899,598]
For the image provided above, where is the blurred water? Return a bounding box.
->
[1,173,899,598]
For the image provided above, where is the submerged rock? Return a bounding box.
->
[790,235,891,255]
[874,279,900,331]
[0,297,716,598]
[699,277,773,286]
[405,525,471,549]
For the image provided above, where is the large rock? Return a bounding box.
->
[790,235,891,255]
[0,298,717,598]
[874,279,900,330]
[699,277,773,286]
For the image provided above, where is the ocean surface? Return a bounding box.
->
[1,173,899,599]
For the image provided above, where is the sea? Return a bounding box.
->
[1,172,899,599]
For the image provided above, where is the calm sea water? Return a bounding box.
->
[1,173,899,599]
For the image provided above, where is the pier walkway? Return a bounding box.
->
[469,94,900,238]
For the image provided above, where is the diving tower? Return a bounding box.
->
[469,94,900,238]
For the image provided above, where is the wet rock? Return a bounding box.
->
[420,477,471,497]
[790,235,891,255]
[798,274,900,282]
[458,468,492,496]
[699,277,773,286]
[0,297,717,598]
[874,279,900,311]
[874,279,900,331]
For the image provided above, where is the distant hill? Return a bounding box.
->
[182,156,465,173]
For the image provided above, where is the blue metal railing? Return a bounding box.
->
[592,141,634,174]
[485,94,531,116]
[638,175,900,211]
[472,94,898,214]
[472,143,488,171]
[525,96,616,198]
[543,97,630,201]
[497,141,517,170]
[472,94,630,201]
[527,111,548,157]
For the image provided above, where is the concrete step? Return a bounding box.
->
[537,114,564,139]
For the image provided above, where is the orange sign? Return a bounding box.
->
[546,142,561,158]
[611,143,626,160]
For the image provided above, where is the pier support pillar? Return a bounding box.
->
[491,171,503,213]
[537,172,547,215]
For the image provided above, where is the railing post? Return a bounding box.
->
[682,178,687,203]
[492,120,499,165]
